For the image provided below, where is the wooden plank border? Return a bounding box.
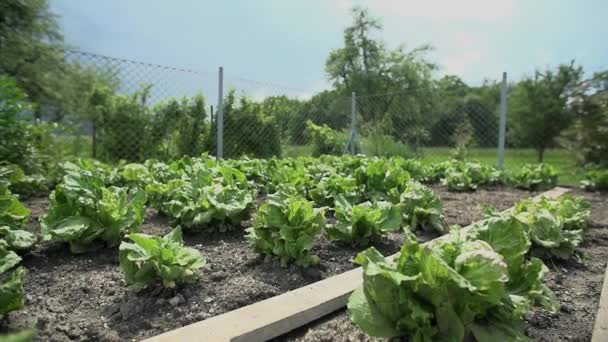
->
[592,259,608,341]
[145,187,571,342]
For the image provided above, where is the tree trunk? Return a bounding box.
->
[538,147,545,163]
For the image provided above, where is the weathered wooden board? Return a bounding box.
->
[145,187,571,342]
[592,263,608,341]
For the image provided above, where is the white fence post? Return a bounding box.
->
[498,72,508,169]
[217,66,224,160]
[350,92,357,154]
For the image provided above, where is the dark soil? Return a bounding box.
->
[2,186,538,341]
[276,189,608,342]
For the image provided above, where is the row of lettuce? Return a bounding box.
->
[0,154,599,341]
[3,154,608,202]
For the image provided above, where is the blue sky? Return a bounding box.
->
[51,0,608,99]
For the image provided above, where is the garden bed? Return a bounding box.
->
[4,187,540,341]
[275,189,608,342]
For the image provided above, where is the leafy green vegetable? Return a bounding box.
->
[0,241,26,317]
[165,178,255,232]
[327,197,402,245]
[0,184,36,251]
[443,171,476,192]
[399,181,445,233]
[308,174,362,208]
[581,168,608,191]
[246,194,325,267]
[355,158,411,200]
[513,196,589,259]
[509,164,558,191]
[42,169,147,253]
[119,227,206,291]
[439,160,503,192]
[348,222,557,341]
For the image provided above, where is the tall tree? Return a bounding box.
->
[509,62,584,162]
[563,71,608,165]
[0,0,66,117]
[325,7,437,148]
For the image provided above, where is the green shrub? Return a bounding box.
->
[0,76,39,173]
[306,121,348,157]
[361,134,412,159]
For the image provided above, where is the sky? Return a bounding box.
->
[51,0,608,100]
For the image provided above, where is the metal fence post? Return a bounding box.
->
[217,67,224,160]
[497,72,508,169]
[350,92,357,154]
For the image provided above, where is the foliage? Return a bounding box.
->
[246,194,325,267]
[327,197,402,245]
[326,7,437,145]
[348,220,557,340]
[360,133,412,159]
[0,184,37,252]
[222,90,281,158]
[355,158,411,201]
[163,169,255,232]
[0,241,26,317]
[93,86,155,162]
[0,76,39,173]
[439,160,503,192]
[399,181,444,233]
[509,164,558,191]
[119,227,206,292]
[306,121,348,157]
[563,71,608,166]
[509,63,584,162]
[581,168,608,191]
[512,196,590,259]
[0,164,46,198]
[150,94,210,159]
[41,168,147,253]
[308,173,361,208]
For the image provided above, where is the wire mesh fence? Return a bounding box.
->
[46,49,525,167]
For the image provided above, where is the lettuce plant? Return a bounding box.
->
[509,164,558,190]
[0,185,36,251]
[42,170,147,253]
[246,194,325,267]
[165,182,255,232]
[0,241,26,317]
[443,171,476,192]
[355,159,411,201]
[581,168,608,191]
[326,197,402,246]
[513,196,589,259]
[399,181,445,233]
[308,174,362,208]
[348,217,557,341]
[119,227,206,291]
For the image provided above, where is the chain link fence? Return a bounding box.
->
[48,49,563,170]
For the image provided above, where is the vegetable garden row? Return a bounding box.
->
[0,155,606,341]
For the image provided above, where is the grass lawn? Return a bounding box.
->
[421,147,582,186]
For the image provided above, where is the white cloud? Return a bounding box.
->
[442,50,483,76]
[332,0,516,22]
